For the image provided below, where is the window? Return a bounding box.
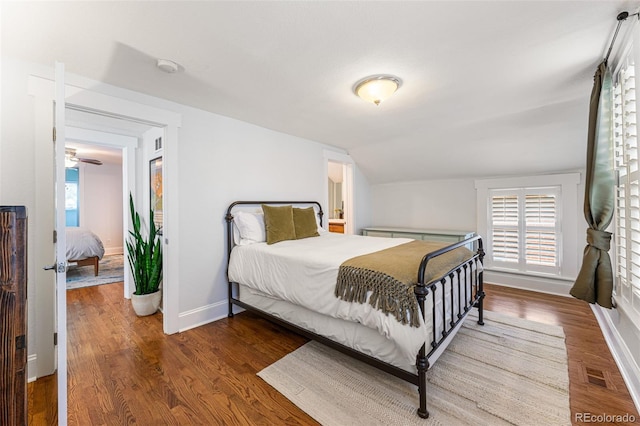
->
[488,187,560,275]
[613,42,640,321]
[475,173,579,281]
[65,167,79,227]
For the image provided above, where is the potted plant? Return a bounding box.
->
[126,193,163,316]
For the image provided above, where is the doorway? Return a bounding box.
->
[64,141,125,290]
[58,99,180,335]
[327,161,346,234]
[324,151,354,235]
[64,109,161,298]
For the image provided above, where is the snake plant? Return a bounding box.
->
[126,193,162,295]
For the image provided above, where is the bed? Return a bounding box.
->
[225,201,485,419]
[66,227,105,276]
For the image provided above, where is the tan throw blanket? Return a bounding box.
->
[335,240,474,327]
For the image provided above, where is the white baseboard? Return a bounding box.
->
[591,304,640,413]
[484,270,573,297]
[178,300,229,332]
[104,247,123,256]
[27,354,37,383]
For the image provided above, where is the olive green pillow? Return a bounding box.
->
[262,204,296,244]
[293,207,320,240]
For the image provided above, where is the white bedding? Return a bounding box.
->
[228,233,469,365]
[66,227,105,261]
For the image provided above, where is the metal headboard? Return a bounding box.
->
[224,200,324,259]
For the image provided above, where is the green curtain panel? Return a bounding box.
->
[570,61,615,308]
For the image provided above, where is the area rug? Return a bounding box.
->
[258,310,570,426]
[66,254,124,290]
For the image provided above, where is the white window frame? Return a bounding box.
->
[611,25,640,325]
[488,186,562,275]
[476,173,580,280]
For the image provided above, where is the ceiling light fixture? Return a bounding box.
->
[156,59,179,73]
[353,75,402,106]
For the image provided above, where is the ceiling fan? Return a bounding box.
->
[65,148,102,166]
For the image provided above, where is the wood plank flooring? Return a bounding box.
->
[28,282,639,425]
[483,285,639,425]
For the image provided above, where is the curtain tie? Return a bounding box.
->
[586,228,611,251]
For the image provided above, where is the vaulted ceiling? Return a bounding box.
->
[3,1,638,183]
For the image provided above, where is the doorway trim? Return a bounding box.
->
[28,74,182,346]
[323,150,354,234]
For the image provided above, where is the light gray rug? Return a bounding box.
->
[258,310,570,426]
[66,254,124,290]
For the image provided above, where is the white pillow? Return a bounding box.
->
[234,211,266,245]
[232,224,242,245]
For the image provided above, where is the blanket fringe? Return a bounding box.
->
[335,266,421,328]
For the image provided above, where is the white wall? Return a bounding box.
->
[79,162,123,255]
[175,107,349,325]
[370,178,477,232]
[353,165,372,234]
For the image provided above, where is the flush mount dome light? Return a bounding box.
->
[353,75,402,106]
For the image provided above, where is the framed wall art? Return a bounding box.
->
[150,156,163,230]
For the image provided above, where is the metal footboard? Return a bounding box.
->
[414,235,485,418]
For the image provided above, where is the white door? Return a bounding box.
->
[54,61,68,425]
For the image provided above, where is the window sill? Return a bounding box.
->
[485,267,575,283]
[483,268,575,297]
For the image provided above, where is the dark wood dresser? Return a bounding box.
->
[0,206,27,425]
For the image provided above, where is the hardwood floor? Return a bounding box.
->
[28,282,638,425]
[483,285,639,426]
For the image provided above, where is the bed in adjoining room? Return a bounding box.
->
[225,201,485,419]
[66,227,105,276]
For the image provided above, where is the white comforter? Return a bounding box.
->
[228,233,431,364]
[66,227,105,261]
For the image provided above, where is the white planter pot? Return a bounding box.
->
[131,290,161,316]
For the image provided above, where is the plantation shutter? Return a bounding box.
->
[614,49,640,319]
[491,194,519,263]
[525,194,557,267]
[488,188,560,274]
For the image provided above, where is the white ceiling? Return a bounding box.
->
[3,1,639,184]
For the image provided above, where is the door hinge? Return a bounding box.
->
[53,332,57,346]
[53,229,57,244]
[53,127,56,142]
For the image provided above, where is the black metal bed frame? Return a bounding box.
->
[225,201,485,419]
